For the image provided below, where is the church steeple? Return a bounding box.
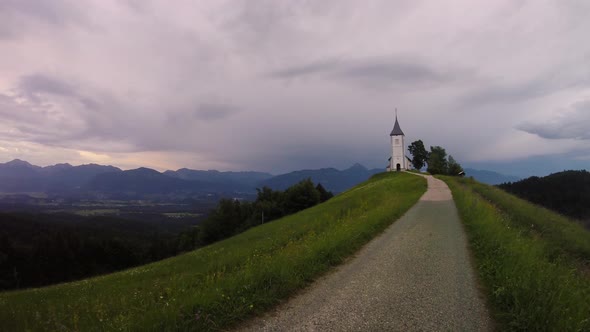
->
[389,116,405,136]
[390,112,404,136]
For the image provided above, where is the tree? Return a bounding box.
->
[447,155,464,176]
[427,146,448,175]
[283,178,321,214]
[315,183,334,203]
[198,199,246,245]
[408,140,428,170]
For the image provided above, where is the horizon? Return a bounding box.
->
[1,1,589,176]
[4,157,589,179]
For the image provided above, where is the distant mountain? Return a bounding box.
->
[259,163,382,193]
[0,159,121,192]
[164,169,272,187]
[46,164,122,190]
[0,159,44,192]
[86,167,253,195]
[87,168,195,194]
[498,170,590,228]
[464,168,520,185]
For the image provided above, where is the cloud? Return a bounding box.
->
[194,103,239,121]
[0,0,88,39]
[1,1,590,174]
[518,99,590,140]
[458,65,590,108]
[18,73,82,102]
[270,57,453,88]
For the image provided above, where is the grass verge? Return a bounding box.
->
[441,176,590,331]
[0,172,426,331]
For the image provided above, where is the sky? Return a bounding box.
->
[1,0,589,176]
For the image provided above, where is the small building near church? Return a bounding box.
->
[387,114,413,172]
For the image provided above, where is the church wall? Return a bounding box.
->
[391,134,406,171]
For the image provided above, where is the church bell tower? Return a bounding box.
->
[390,112,406,172]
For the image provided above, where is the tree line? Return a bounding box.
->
[407,139,464,175]
[498,170,590,229]
[177,179,333,250]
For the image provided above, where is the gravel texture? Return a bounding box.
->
[238,174,492,332]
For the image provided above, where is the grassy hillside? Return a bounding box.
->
[442,176,590,331]
[0,172,426,331]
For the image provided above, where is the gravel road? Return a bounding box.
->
[238,174,492,331]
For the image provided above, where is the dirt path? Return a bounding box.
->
[238,174,492,331]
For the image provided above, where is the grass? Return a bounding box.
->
[0,172,426,331]
[406,169,430,175]
[441,176,590,331]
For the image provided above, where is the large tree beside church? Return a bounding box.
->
[426,146,464,176]
[408,140,428,170]
[427,146,448,175]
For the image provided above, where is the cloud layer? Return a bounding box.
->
[0,0,589,173]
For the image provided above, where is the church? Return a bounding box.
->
[387,114,413,172]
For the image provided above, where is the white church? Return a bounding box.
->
[387,115,413,172]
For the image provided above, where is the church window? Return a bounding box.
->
[395,139,399,144]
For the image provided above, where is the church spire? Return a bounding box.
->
[390,110,405,136]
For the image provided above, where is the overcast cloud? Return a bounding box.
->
[1,0,589,174]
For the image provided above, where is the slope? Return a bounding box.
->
[0,172,426,331]
[442,176,590,331]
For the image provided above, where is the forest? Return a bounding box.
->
[0,179,332,290]
[498,170,590,229]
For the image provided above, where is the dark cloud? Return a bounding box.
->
[518,99,590,140]
[0,0,87,39]
[19,73,78,99]
[0,0,66,25]
[194,103,239,121]
[270,57,451,87]
[459,60,590,108]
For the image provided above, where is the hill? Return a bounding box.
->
[498,170,590,228]
[0,172,427,331]
[463,168,520,185]
[259,163,382,193]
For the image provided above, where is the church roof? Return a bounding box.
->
[390,116,405,136]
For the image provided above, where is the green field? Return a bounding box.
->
[442,176,590,331]
[0,172,426,331]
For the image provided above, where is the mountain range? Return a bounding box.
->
[0,160,381,197]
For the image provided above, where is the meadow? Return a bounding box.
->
[0,172,426,331]
[442,176,590,331]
